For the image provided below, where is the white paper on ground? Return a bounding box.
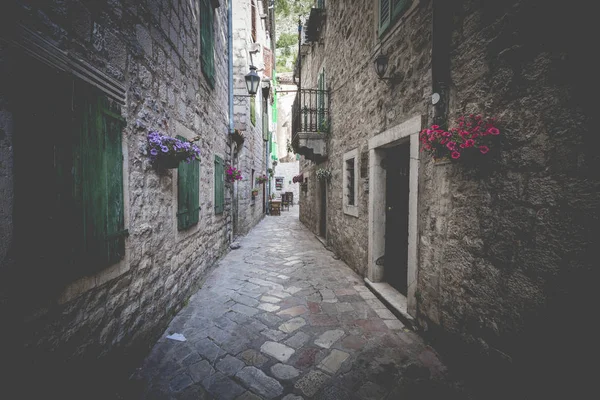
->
[166,333,187,342]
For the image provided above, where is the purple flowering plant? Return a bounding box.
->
[147,131,201,164]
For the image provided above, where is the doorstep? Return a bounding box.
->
[315,235,327,247]
[364,278,416,330]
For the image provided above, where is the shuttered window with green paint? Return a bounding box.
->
[214,155,224,214]
[77,92,127,271]
[177,136,200,230]
[379,0,411,36]
[200,0,215,86]
[317,68,326,131]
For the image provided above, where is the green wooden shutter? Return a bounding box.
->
[200,0,215,86]
[379,0,391,36]
[214,155,224,214]
[177,136,200,230]
[392,0,410,19]
[99,97,127,265]
[79,93,126,271]
[317,69,325,130]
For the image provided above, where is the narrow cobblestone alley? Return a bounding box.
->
[132,208,471,400]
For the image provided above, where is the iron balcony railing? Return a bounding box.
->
[292,88,329,145]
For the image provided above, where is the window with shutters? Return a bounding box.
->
[343,148,359,217]
[12,60,127,283]
[214,155,225,214]
[200,0,215,86]
[378,0,412,37]
[177,136,200,230]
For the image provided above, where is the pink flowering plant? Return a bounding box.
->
[419,115,500,161]
[255,174,268,184]
[147,131,201,164]
[226,165,243,182]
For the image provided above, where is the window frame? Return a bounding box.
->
[343,148,359,217]
[378,0,412,38]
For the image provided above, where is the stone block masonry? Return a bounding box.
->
[0,0,234,397]
[296,1,598,398]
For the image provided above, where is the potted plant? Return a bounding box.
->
[226,165,243,182]
[147,131,201,169]
[256,174,268,184]
[419,114,500,163]
[251,187,259,197]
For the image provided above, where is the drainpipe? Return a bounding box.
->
[228,0,234,242]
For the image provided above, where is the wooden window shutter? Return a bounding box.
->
[79,93,126,271]
[214,155,224,214]
[200,0,215,85]
[317,69,325,129]
[392,0,410,19]
[251,0,257,42]
[379,0,391,35]
[177,136,200,230]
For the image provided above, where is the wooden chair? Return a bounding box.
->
[281,193,290,211]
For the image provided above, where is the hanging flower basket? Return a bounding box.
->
[156,154,187,169]
[251,188,259,197]
[226,165,243,182]
[316,168,332,181]
[256,174,268,184]
[147,131,201,169]
[292,173,304,183]
[419,114,500,163]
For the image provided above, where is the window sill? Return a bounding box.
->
[343,205,359,218]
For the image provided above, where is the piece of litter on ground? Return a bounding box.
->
[166,333,187,342]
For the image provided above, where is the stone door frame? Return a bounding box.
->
[367,115,421,317]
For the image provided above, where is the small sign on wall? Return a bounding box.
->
[275,177,283,191]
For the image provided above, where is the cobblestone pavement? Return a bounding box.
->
[133,207,471,400]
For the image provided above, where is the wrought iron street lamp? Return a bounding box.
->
[245,65,260,96]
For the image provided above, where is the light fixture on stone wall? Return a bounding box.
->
[374,51,401,84]
[245,65,260,96]
[234,65,261,97]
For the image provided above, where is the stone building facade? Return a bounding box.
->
[294,0,597,397]
[0,0,269,396]
[231,0,274,235]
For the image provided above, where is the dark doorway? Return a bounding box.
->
[319,179,327,237]
[384,142,410,295]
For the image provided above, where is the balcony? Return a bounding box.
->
[292,88,329,162]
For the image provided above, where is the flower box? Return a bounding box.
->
[147,132,201,169]
[419,114,500,163]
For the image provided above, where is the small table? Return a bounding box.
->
[270,200,281,216]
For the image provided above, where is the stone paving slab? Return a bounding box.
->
[133,207,473,399]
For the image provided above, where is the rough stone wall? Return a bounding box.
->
[297,1,598,395]
[0,44,13,279]
[275,87,296,160]
[232,0,269,236]
[298,0,432,276]
[416,1,598,396]
[0,0,231,395]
